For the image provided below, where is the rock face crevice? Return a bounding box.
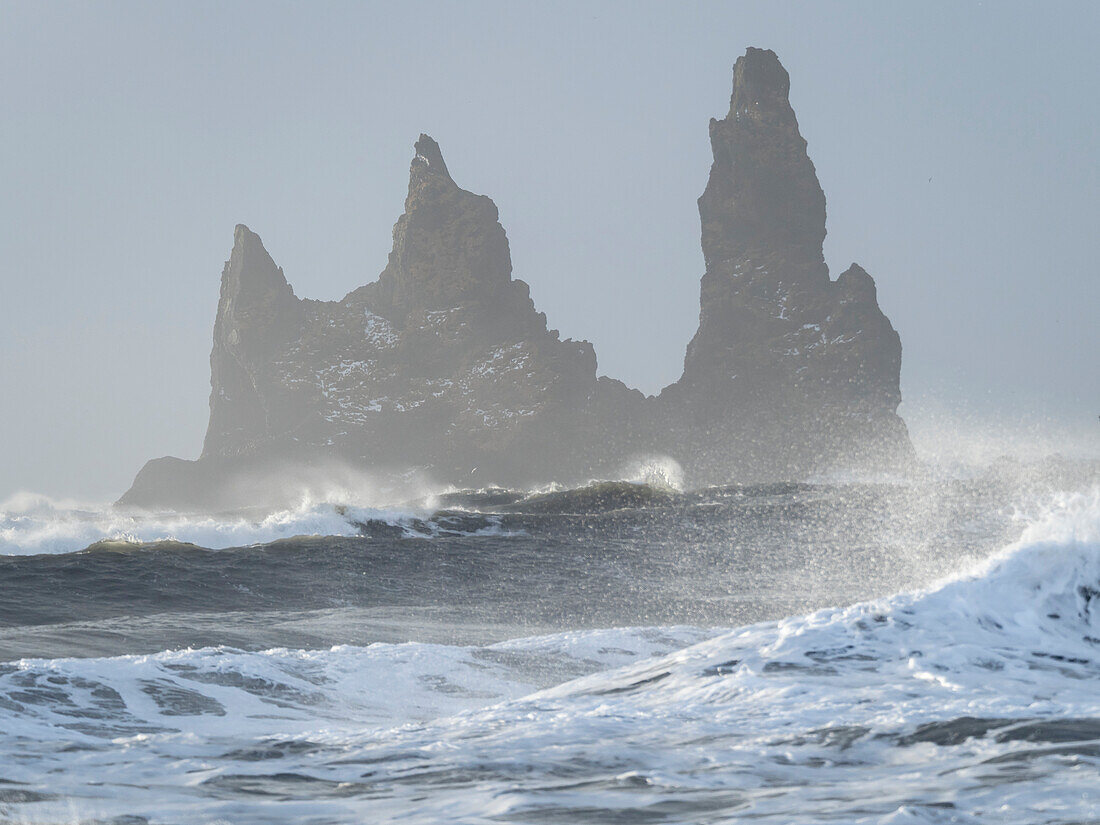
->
[121,49,909,510]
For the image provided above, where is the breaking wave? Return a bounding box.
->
[0,493,428,556]
[0,474,712,556]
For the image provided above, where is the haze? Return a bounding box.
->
[2,0,1097,500]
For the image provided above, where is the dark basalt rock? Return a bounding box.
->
[659,47,909,482]
[120,50,910,510]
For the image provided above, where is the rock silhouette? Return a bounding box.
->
[121,49,909,510]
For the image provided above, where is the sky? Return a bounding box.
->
[1,0,1097,500]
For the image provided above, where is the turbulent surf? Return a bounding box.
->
[1,459,1098,823]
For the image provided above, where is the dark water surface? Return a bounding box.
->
[0,480,1026,660]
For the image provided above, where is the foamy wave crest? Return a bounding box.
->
[0,492,419,556]
[555,485,1100,701]
[923,486,1100,635]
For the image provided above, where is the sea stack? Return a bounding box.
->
[659,47,909,482]
[120,49,909,509]
[123,136,643,509]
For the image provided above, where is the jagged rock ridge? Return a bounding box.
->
[121,50,908,509]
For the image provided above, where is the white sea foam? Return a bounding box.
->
[0,627,719,823]
[0,626,716,738]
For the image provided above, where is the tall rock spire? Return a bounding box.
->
[202,225,301,458]
[698,47,827,283]
[375,134,514,313]
[665,47,908,480]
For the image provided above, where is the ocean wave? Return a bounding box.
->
[6,455,1091,557]
[0,473,700,554]
[552,485,1100,701]
[0,479,822,557]
[0,493,425,556]
[498,480,681,514]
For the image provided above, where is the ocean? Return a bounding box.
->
[0,458,1097,823]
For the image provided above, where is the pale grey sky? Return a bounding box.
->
[2,0,1097,499]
